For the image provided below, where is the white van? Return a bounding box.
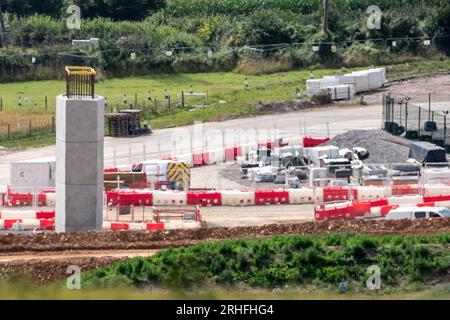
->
[385,207,450,220]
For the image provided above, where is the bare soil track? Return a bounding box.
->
[1,218,450,282]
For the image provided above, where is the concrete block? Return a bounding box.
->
[55,182,103,232]
[56,95,104,143]
[56,140,103,185]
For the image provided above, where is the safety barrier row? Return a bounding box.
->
[106,188,316,207]
[0,210,55,220]
[0,218,55,230]
[102,221,164,231]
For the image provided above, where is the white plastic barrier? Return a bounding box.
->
[313,187,324,202]
[423,184,450,196]
[152,191,187,206]
[288,188,314,204]
[0,210,38,219]
[434,201,450,207]
[46,193,56,207]
[388,195,423,205]
[356,187,387,201]
[221,190,255,206]
[207,150,224,165]
[422,168,450,185]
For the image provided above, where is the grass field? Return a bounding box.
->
[1,58,450,148]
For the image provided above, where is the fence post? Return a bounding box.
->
[418,107,421,138]
[168,96,171,110]
[135,93,138,108]
[405,102,408,133]
[28,120,32,137]
[444,114,447,147]
[154,99,157,112]
[0,97,2,111]
[52,116,55,133]
[45,96,48,111]
[7,124,10,139]
[181,91,185,107]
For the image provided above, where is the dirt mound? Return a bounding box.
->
[325,129,410,163]
[1,218,449,253]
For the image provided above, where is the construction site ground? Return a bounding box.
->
[1,218,450,283]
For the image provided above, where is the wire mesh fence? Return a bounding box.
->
[382,93,449,151]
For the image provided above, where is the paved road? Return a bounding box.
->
[0,104,383,185]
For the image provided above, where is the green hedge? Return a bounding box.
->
[83,233,450,290]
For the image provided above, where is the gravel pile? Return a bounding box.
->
[325,129,410,164]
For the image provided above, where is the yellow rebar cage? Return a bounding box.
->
[65,66,97,99]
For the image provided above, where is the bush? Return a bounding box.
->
[82,234,450,290]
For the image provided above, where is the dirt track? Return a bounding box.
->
[1,218,450,283]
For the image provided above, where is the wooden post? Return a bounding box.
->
[52,116,55,133]
[29,120,32,136]
[154,98,157,112]
[45,96,48,111]
[7,123,10,139]
[181,91,185,107]
[0,97,2,111]
[135,93,138,108]
[168,96,171,110]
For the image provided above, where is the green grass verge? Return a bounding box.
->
[82,233,450,292]
[1,57,450,148]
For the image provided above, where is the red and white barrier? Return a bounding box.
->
[0,210,55,220]
[0,218,54,230]
[103,221,164,231]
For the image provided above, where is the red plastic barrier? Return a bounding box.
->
[110,223,129,231]
[323,187,358,202]
[39,219,55,229]
[107,190,153,206]
[351,202,371,216]
[314,204,353,221]
[37,193,47,206]
[146,223,165,231]
[417,202,435,207]
[187,191,222,206]
[192,153,209,167]
[4,219,21,229]
[303,137,330,148]
[104,167,119,173]
[6,192,33,207]
[423,195,450,203]
[225,147,242,161]
[36,211,56,219]
[367,199,389,207]
[392,185,419,196]
[255,190,289,205]
[106,190,120,205]
[118,191,153,206]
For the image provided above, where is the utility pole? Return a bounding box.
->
[323,0,330,32]
[0,0,5,47]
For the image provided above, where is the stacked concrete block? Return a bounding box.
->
[55,95,105,232]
